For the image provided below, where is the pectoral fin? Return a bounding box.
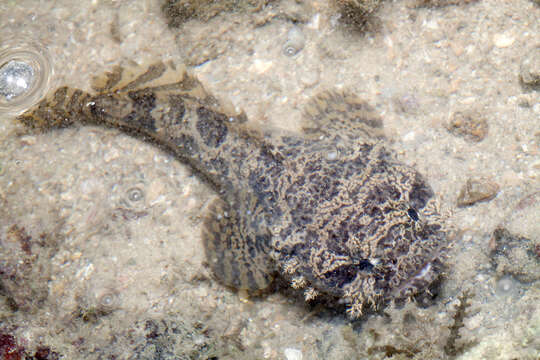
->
[202,197,275,291]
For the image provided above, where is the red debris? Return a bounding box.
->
[0,333,24,360]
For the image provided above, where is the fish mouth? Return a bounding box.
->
[387,224,450,301]
[391,257,444,300]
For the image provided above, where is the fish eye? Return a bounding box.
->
[356,259,374,272]
[407,207,419,221]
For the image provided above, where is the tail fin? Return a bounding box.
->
[17,86,91,129]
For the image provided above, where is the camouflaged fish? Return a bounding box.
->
[17,61,449,317]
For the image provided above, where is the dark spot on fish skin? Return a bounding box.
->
[196,106,228,147]
[128,89,156,110]
[167,94,186,123]
[407,208,419,221]
[122,111,156,132]
[171,133,198,156]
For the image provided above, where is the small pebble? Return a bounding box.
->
[446,110,489,142]
[489,226,540,283]
[147,179,165,204]
[495,276,516,295]
[457,177,499,207]
[464,313,483,331]
[249,59,273,74]
[19,135,37,145]
[297,66,320,88]
[403,131,416,142]
[284,348,303,360]
[493,33,515,48]
[502,191,539,245]
[519,47,540,88]
[103,147,120,162]
[307,13,321,30]
[326,150,338,161]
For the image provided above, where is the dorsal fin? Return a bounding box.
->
[302,90,385,141]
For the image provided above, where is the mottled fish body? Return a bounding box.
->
[18,61,449,317]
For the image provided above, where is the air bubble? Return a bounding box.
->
[127,187,145,202]
[97,290,120,314]
[283,27,305,57]
[0,38,53,115]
